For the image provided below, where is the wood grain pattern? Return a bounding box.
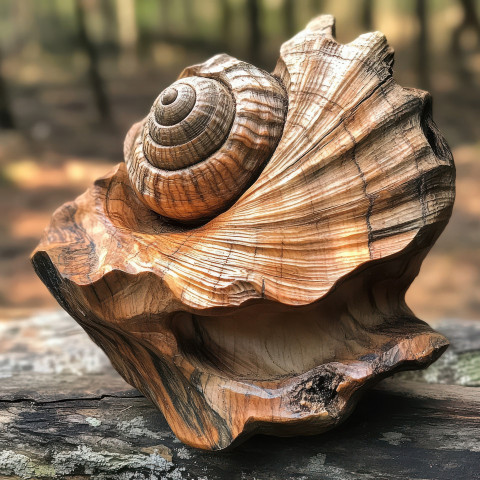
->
[2,379,479,480]
[126,54,287,222]
[32,15,455,450]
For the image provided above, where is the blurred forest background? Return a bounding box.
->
[0,0,479,322]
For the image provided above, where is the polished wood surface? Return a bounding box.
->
[125,55,287,222]
[32,15,455,450]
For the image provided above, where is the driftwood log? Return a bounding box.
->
[32,15,455,450]
[0,312,479,479]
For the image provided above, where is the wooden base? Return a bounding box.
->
[0,312,478,479]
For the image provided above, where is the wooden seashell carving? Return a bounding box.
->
[32,16,455,451]
[126,58,287,222]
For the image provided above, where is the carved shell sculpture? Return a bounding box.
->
[32,16,455,451]
[126,63,287,222]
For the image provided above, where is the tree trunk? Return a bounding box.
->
[246,0,262,63]
[362,0,374,31]
[115,0,138,73]
[99,0,119,51]
[450,0,480,85]
[181,0,195,29]
[310,0,324,15]
[415,0,429,90]
[159,0,172,33]
[220,0,233,50]
[451,0,480,53]
[0,49,14,129]
[283,0,295,38]
[75,0,111,122]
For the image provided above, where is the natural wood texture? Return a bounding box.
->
[397,318,480,386]
[3,379,479,480]
[126,55,287,222]
[0,313,479,479]
[32,15,455,450]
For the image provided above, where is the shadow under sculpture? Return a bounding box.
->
[32,15,455,451]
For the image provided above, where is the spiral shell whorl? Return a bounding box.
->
[145,77,236,170]
[125,55,287,223]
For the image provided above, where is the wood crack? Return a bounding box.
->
[0,392,144,406]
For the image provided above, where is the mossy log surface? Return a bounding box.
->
[0,312,479,480]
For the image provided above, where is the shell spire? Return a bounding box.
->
[125,55,287,223]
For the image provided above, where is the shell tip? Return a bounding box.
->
[305,14,336,38]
